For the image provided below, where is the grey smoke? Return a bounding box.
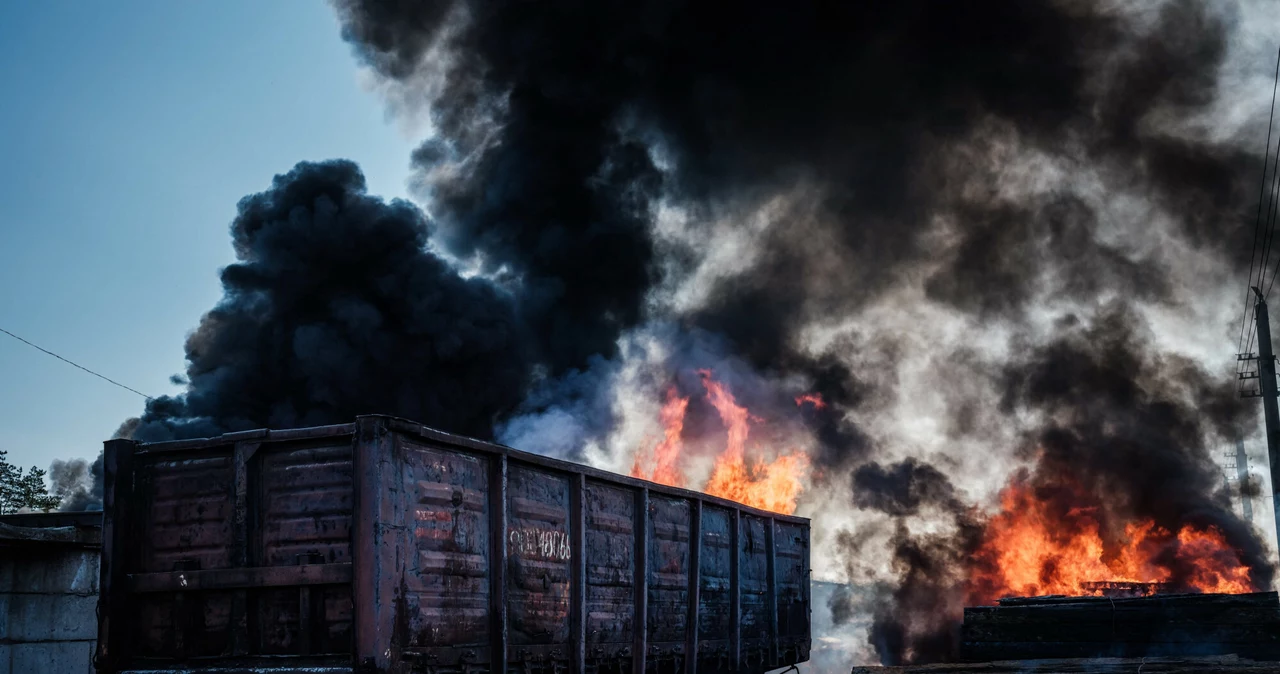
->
[48,454,102,512]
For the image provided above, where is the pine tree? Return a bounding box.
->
[0,450,20,514]
[19,466,61,512]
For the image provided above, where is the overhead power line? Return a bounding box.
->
[0,325,154,401]
[1263,119,1280,296]
[1239,45,1280,361]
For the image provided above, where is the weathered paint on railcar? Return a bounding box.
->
[696,505,734,672]
[96,415,810,674]
[400,439,491,656]
[775,520,811,665]
[646,495,692,669]
[507,464,573,658]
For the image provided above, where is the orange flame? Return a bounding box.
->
[629,371,809,515]
[699,370,753,463]
[705,451,809,516]
[795,392,826,409]
[699,370,809,514]
[631,387,690,487]
[966,478,1256,603]
[1175,527,1255,594]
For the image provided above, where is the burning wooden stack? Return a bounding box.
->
[961,591,1280,662]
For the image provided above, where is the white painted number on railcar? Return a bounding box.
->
[508,528,571,561]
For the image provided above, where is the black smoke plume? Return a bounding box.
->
[839,458,982,664]
[336,0,1277,663]
[333,0,1119,471]
[990,307,1272,592]
[127,160,532,443]
[63,161,536,508]
[332,0,1260,475]
[851,458,963,518]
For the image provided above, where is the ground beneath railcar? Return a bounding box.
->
[849,654,1280,673]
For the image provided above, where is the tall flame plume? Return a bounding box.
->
[630,370,810,515]
[630,387,690,488]
[966,475,1257,603]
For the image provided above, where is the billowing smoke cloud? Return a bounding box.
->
[836,457,982,664]
[57,0,1280,667]
[48,454,103,512]
[127,159,532,442]
[331,0,1270,478]
[63,160,536,508]
[339,0,1115,470]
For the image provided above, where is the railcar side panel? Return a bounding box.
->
[136,450,236,660]
[97,417,809,674]
[646,495,691,670]
[401,440,492,660]
[256,442,354,655]
[697,505,733,672]
[739,514,771,669]
[585,480,637,663]
[506,464,573,658]
[775,520,811,664]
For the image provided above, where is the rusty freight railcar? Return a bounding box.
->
[95,415,811,674]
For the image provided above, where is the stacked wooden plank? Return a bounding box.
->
[960,591,1280,662]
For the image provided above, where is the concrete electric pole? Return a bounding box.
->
[1243,287,1280,558]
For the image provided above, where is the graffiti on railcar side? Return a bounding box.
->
[508,527,571,561]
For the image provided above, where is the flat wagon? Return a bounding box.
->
[95,415,811,673]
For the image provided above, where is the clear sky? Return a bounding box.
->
[0,2,415,472]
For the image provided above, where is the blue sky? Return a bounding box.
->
[0,2,415,471]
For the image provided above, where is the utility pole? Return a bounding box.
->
[1242,287,1280,556]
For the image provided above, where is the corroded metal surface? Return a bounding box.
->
[402,440,491,655]
[97,415,811,674]
[507,464,572,657]
[257,442,354,655]
[775,520,811,665]
[697,505,733,670]
[739,515,772,671]
[585,481,636,661]
[647,495,691,668]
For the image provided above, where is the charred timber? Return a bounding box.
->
[961,591,1280,663]
[1077,580,1172,598]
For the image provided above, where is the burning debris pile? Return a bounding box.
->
[51,0,1280,667]
[842,312,1277,663]
[969,476,1257,601]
